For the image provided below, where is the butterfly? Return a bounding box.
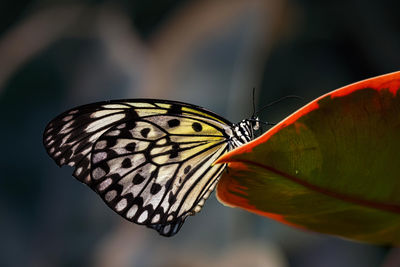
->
[43,99,261,236]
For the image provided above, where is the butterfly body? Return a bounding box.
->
[44,99,258,236]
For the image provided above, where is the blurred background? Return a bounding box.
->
[1,0,400,266]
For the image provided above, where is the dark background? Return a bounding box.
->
[1,0,400,266]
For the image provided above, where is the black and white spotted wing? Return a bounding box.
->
[43,99,255,236]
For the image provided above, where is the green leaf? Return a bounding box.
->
[216,71,400,244]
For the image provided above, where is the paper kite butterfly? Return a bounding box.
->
[43,99,261,236]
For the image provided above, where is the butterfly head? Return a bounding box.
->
[230,117,260,148]
[233,115,273,146]
[246,114,263,133]
[250,116,260,131]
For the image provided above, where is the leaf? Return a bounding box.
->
[216,71,400,245]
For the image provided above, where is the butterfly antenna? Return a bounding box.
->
[254,95,303,116]
[252,87,256,117]
[248,118,275,126]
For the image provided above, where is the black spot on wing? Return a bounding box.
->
[165,177,173,189]
[192,122,202,132]
[125,121,137,130]
[167,119,180,128]
[150,183,162,195]
[125,142,136,152]
[168,192,177,204]
[169,143,180,159]
[133,173,146,185]
[140,128,150,138]
[102,136,117,147]
[121,158,132,168]
[167,105,182,115]
[184,165,191,174]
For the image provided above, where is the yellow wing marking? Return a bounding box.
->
[151,135,224,165]
[156,103,171,109]
[166,118,222,135]
[182,107,226,124]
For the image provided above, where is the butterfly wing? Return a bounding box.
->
[44,101,133,184]
[43,99,232,236]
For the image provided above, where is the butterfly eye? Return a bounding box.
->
[252,117,260,131]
